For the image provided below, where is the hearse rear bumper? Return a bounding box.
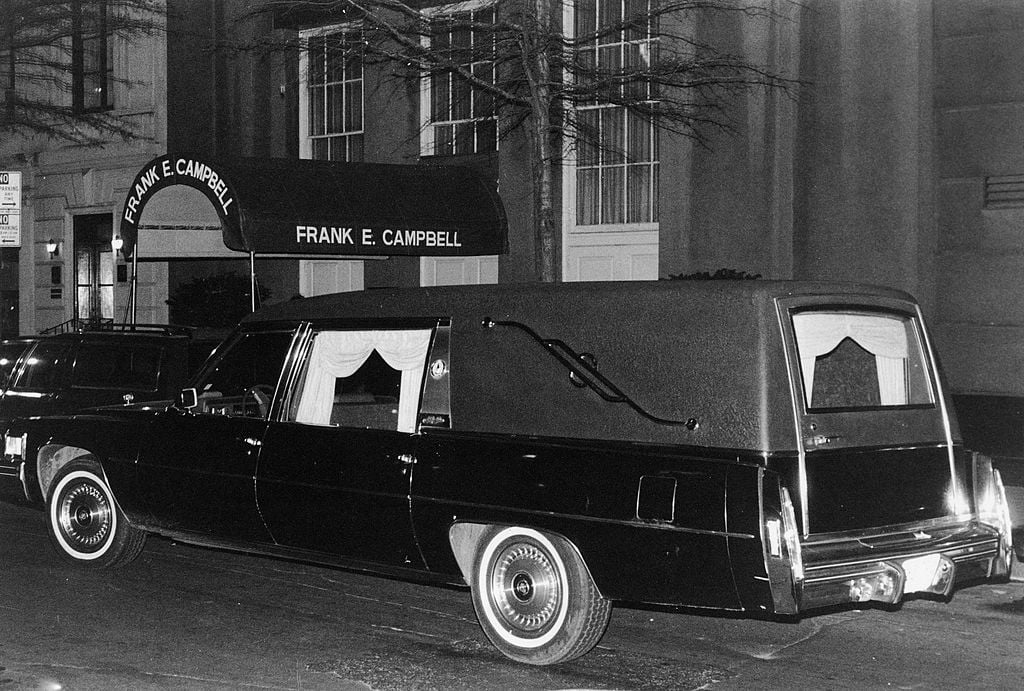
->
[795,523,1006,611]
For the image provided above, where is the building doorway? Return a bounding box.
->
[74,214,115,323]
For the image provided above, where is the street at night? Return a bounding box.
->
[4,2,1024,689]
[1,498,1021,690]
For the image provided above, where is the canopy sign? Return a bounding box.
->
[120,154,508,259]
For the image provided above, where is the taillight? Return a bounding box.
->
[974,453,1013,577]
[763,478,803,614]
[3,432,25,459]
[780,487,804,583]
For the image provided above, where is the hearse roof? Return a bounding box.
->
[248,280,921,451]
[248,280,915,325]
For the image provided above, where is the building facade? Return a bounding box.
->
[1,0,1023,395]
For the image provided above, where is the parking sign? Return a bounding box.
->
[0,171,20,209]
[0,212,19,246]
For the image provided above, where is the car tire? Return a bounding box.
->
[470,526,611,665]
[46,460,146,568]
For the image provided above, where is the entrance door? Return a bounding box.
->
[74,214,115,322]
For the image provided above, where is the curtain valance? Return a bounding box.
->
[793,312,910,406]
[295,330,432,431]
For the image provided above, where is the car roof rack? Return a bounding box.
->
[40,318,195,337]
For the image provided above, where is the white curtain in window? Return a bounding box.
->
[295,329,432,431]
[792,313,909,406]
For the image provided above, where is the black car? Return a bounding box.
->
[0,326,211,429]
[0,282,1014,665]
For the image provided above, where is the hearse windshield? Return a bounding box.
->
[792,310,934,411]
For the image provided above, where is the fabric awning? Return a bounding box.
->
[119,153,508,259]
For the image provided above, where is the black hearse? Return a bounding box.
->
[0,281,1013,665]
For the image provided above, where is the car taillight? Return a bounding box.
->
[974,453,1013,577]
[763,479,803,614]
[780,487,803,582]
[3,432,25,459]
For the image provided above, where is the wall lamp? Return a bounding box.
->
[45,238,60,258]
[111,235,124,254]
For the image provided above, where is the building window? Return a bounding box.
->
[298,24,367,293]
[1,45,13,104]
[423,3,497,156]
[72,0,113,113]
[302,26,364,162]
[574,0,658,226]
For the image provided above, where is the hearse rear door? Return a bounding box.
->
[777,296,958,536]
[256,325,435,568]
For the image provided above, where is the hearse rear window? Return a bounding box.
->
[792,310,933,410]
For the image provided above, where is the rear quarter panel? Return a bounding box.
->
[953,393,1024,549]
[411,431,773,610]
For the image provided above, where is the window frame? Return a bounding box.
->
[790,308,936,414]
[298,21,365,162]
[189,327,299,420]
[71,0,114,114]
[297,22,367,292]
[69,341,165,393]
[286,327,434,434]
[571,0,659,228]
[776,295,951,453]
[419,0,499,158]
[563,0,660,241]
[1,40,14,113]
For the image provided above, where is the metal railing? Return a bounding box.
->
[40,317,194,337]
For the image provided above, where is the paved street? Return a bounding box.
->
[0,497,1022,690]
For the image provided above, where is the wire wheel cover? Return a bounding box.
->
[57,481,113,552]
[489,541,563,635]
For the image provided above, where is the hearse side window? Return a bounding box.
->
[792,311,933,410]
[194,330,295,419]
[12,341,74,391]
[289,329,431,433]
[72,343,162,391]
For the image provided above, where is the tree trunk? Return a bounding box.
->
[523,0,559,282]
[533,103,558,283]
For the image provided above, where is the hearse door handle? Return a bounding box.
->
[806,434,844,447]
[395,453,417,466]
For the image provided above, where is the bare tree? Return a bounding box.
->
[0,0,163,145]
[244,0,798,280]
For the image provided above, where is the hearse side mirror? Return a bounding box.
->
[177,387,198,409]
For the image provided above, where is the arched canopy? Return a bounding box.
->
[119,154,508,260]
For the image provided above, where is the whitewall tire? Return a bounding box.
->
[46,461,146,568]
[470,526,611,665]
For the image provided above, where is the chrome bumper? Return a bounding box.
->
[797,524,1005,610]
[0,458,30,502]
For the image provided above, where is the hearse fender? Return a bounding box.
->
[15,414,147,513]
